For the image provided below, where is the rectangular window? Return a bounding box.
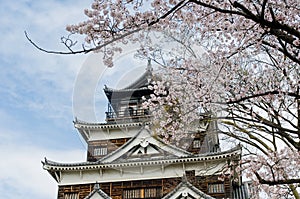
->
[94,147,108,156]
[193,140,201,148]
[123,188,161,199]
[123,189,141,199]
[64,193,78,199]
[145,188,161,198]
[208,183,225,193]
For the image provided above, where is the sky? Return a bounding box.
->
[0,1,197,198]
[0,0,146,198]
[0,1,270,198]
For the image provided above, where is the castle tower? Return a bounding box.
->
[43,63,246,199]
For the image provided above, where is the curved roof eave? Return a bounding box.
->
[42,145,242,171]
[74,120,150,129]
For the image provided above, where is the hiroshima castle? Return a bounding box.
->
[42,62,253,199]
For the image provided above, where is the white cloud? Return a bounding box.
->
[0,0,94,124]
[0,1,93,198]
[0,147,85,199]
[0,1,151,198]
[0,128,86,199]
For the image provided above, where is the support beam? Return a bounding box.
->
[80,171,83,179]
[54,171,61,183]
[120,168,123,176]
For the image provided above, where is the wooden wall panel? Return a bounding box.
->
[58,174,233,199]
[87,138,129,161]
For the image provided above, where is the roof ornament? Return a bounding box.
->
[182,192,188,197]
[94,182,100,190]
[140,139,149,148]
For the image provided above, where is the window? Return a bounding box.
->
[123,189,141,199]
[64,193,78,199]
[193,139,201,148]
[208,183,225,193]
[144,188,160,198]
[94,147,108,156]
[123,188,161,199]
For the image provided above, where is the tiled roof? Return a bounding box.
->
[42,145,241,171]
[84,183,111,199]
[99,126,193,163]
[73,119,150,129]
[162,176,215,199]
[103,62,153,92]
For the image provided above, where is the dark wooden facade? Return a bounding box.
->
[87,130,219,162]
[58,175,232,199]
[87,138,130,161]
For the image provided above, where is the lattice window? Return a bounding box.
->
[123,189,141,199]
[145,188,161,198]
[64,193,78,199]
[193,139,201,148]
[94,147,108,156]
[123,187,161,199]
[208,183,225,193]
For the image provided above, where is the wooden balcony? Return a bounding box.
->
[105,107,151,123]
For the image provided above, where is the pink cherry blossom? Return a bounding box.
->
[37,0,300,198]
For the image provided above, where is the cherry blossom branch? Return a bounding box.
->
[25,29,142,55]
[225,90,300,104]
[227,106,299,141]
[25,0,189,55]
[254,172,300,185]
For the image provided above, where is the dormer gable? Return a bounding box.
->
[84,183,111,199]
[99,126,193,163]
[162,177,215,199]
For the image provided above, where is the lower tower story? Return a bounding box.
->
[58,175,233,199]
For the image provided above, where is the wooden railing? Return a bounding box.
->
[105,107,151,123]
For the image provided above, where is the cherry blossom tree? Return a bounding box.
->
[142,30,300,198]
[27,0,300,198]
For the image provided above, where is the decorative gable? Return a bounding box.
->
[162,177,215,199]
[130,141,161,156]
[100,126,193,163]
[84,184,111,199]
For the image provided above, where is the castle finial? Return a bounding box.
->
[94,182,100,190]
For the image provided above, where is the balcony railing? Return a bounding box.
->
[106,107,151,123]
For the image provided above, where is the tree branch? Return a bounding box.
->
[255,172,300,185]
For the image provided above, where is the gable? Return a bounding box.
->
[88,193,108,199]
[129,142,162,156]
[100,126,192,163]
[166,186,212,199]
[84,184,111,199]
[162,180,215,199]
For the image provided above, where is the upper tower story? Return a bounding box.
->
[74,61,220,162]
[104,61,153,124]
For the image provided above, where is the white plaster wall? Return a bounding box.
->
[58,159,227,185]
[88,126,142,141]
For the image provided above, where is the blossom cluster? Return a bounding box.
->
[242,147,300,198]
[66,0,300,197]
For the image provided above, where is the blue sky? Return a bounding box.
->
[0,1,149,198]
[0,0,93,198]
